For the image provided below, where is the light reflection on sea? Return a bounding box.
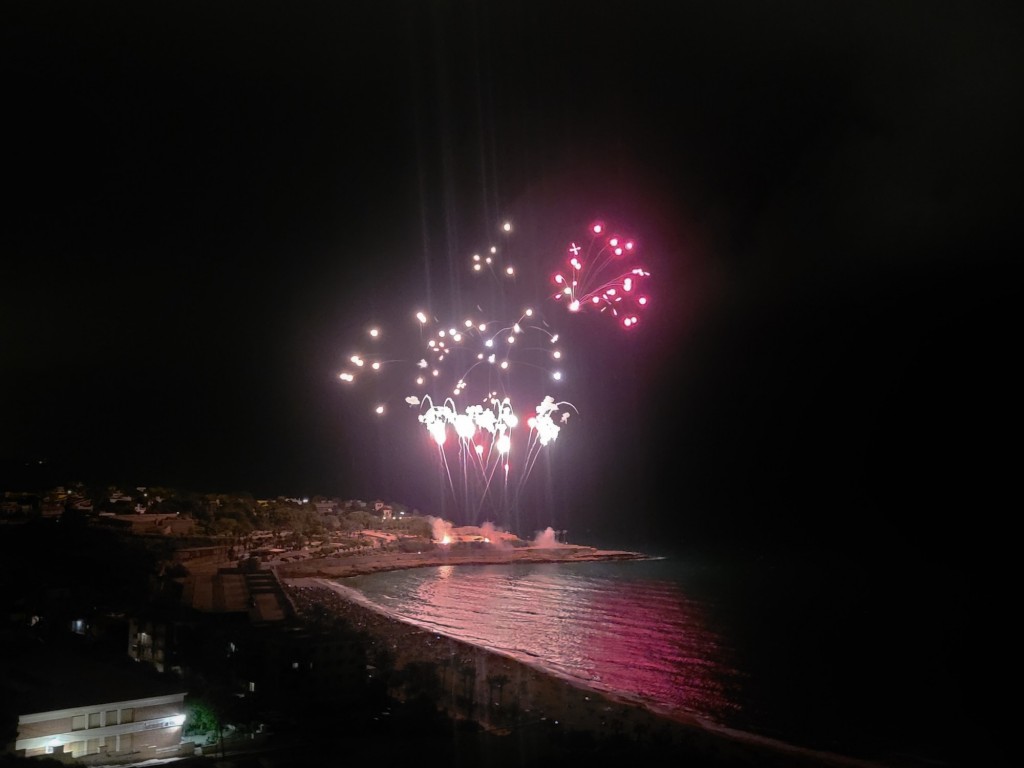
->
[331,548,972,768]
[336,558,744,727]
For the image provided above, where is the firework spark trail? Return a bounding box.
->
[341,218,656,531]
[472,436,508,522]
[551,222,651,329]
[337,306,563,419]
[414,394,520,524]
[509,396,577,509]
[429,309,563,404]
[410,387,575,528]
[470,219,518,282]
[338,220,569,417]
[339,309,569,528]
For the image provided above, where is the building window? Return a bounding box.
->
[88,712,101,729]
[72,715,86,731]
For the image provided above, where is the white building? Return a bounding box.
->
[8,648,189,763]
[16,691,188,760]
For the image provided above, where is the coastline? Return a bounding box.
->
[271,542,651,580]
[275,545,888,768]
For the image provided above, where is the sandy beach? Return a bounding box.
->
[275,546,888,768]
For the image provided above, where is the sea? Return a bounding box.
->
[331,541,1000,768]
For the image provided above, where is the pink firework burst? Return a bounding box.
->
[551,222,651,329]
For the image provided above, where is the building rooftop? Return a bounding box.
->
[1,635,186,717]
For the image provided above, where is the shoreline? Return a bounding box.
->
[271,542,652,580]
[275,545,889,768]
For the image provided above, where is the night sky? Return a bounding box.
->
[3,2,1018,554]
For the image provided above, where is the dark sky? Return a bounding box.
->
[3,1,1018,553]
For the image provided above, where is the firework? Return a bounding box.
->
[470,220,517,280]
[337,306,564,417]
[411,392,576,525]
[551,222,651,328]
[336,219,577,529]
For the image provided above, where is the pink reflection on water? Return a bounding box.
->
[408,565,740,724]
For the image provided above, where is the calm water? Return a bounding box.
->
[334,547,979,767]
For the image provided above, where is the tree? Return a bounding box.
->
[403,516,433,538]
[341,509,376,531]
[184,697,219,739]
